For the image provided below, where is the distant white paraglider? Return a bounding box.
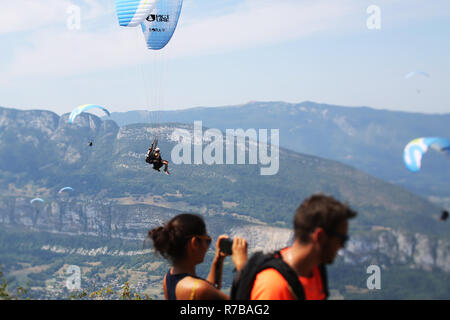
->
[404,71,430,94]
[30,198,45,204]
[404,71,430,79]
[58,187,74,194]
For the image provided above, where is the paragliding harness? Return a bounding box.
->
[146,138,158,163]
[230,249,328,300]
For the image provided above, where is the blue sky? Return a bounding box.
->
[1,0,449,115]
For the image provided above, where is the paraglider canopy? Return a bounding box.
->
[404,71,430,79]
[58,187,74,194]
[140,0,183,50]
[69,104,111,124]
[30,198,45,204]
[404,71,430,94]
[403,137,450,172]
[115,0,159,27]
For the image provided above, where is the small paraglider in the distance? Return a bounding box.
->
[405,71,430,94]
[440,210,449,222]
[30,198,45,220]
[30,198,45,205]
[58,187,74,194]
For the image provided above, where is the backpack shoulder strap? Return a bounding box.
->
[230,251,269,300]
[263,251,305,300]
[230,250,305,300]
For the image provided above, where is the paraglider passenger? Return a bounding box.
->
[146,144,170,175]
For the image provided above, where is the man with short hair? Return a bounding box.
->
[233,194,357,300]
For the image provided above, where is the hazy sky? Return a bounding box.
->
[1,0,449,115]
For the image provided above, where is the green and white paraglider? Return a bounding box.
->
[69,104,111,124]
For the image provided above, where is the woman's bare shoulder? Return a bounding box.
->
[176,276,228,300]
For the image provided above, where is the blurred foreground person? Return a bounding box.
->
[231,194,357,300]
[149,213,248,300]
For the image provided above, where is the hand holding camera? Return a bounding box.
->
[219,237,233,255]
[217,236,248,271]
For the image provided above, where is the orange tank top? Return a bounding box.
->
[250,247,326,300]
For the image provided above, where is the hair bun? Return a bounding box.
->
[149,226,164,241]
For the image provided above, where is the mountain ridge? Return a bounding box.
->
[0,105,447,236]
[104,100,450,201]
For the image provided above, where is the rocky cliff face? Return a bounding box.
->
[231,224,450,273]
[0,196,172,240]
[1,196,449,273]
[339,228,450,272]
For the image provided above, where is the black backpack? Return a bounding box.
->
[230,250,328,300]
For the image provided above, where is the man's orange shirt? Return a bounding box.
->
[250,247,326,300]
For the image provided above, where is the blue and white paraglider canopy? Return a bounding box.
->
[403,137,450,172]
[115,0,160,27]
[140,0,183,50]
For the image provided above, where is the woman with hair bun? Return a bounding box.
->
[149,213,248,300]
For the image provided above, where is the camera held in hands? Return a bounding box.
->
[219,238,233,255]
